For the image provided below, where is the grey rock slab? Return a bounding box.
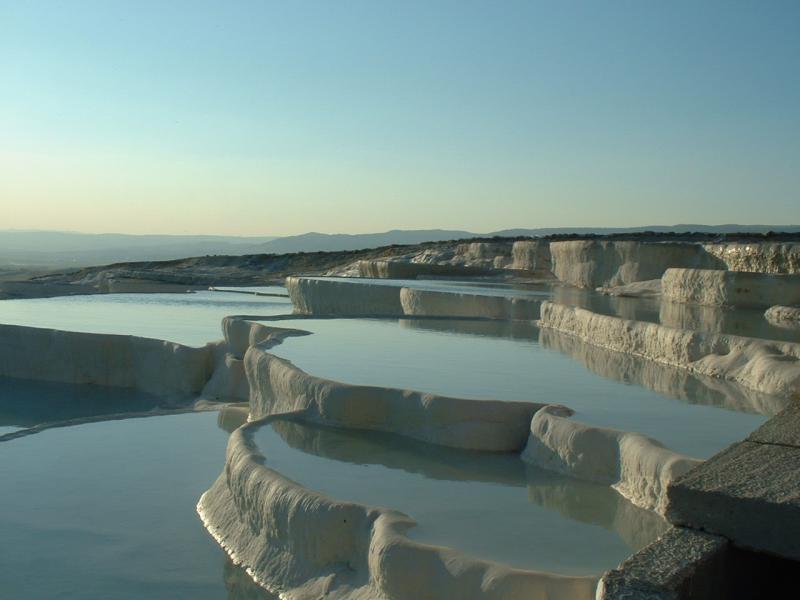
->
[597,527,728,600]
[747,400,800,447]
[666,441,800,560]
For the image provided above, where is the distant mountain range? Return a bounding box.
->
[2,225,799,270]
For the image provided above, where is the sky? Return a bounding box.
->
[1,0,799,235]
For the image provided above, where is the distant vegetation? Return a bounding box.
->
[3,225,800,270]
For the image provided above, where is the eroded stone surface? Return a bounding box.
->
[662,269,800,309]
[747,401,800,447]
[597,527,728,600]
[666,441,800,560]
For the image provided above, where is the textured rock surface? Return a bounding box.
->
[200,351,251,402]
[286,276,404,316]
[198,419,599,600]
[522,406,701,513]
[222,316,310,359]
[666,440,800,561]
[765,305,800,329]
[357,259,483,279]
[597,527,729,600]
[539,328,789,416]
[0,323,213,400]
[662,268,800,308]
[538,302,800,397]
[246,346,550,452]
[597,279,663,298]
[550,241,722,288]
[510,240,553,273]
[287,276,544,320]
[702,242,800,274]
[399,287,542,320]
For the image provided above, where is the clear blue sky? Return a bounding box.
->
[2,0,798,235]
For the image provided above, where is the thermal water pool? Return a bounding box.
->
[0,288,291,346]
[0,284,789,597]
[253,417,667,575]
[0,406,275,599]
[262,316,782,459]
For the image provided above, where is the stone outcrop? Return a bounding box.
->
[596,527,730,600]
[357,259,484,279]
[510,240,552,273]
[666,402,800,562]
[662,268,800,309]
[549,241,723,289]
[702,242,800,274]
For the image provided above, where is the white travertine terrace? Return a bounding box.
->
[538,302,800,397]
[662,268,800,308]
[521,406,701,514]
[198,419,598,600]
[357,259,480,279]
[596,279,662,298]
[539,328,789,417]
[286,276,544,320]
[549,241,723,289]
[510,240,552,273]
[765,305,800,329]
[702,242,800,274]
[399,287,542,320]
[341,240,800,288]
[0,323,213,400]
[245,344,551,452]
[287,276,404,316]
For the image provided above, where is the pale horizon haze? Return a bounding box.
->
[2,1,799,236]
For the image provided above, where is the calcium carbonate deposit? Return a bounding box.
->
[3,245,799,600]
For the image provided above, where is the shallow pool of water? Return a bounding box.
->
[0,409,275,599]
[254,417,667,575]
[0,290,291,346]
[265,316,778,458]
[0,377,165,438]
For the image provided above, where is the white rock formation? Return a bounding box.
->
[353,241,556,279]
[662,268,800,308]
[245,344,554,452]
[222,315,311,358]
[399,287,542,320]
[510,240,552,274]
[287,276,404,316]
[357,259,480,279]
[522,406,702,514]
[539,328,789,416]
[200,350,250,402]
[287,276,544,320]
[596,279,662,298]
[198,419,598,600]
[702,242,800,274]
[549,241,722,288]
[0,323,213,400]
[538,302,800,397]
[765,305,800,330]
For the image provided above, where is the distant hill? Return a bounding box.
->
[3,225,799,270]
[258,229,476,254]
[0,231,276,269]
[490,224,800,237]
